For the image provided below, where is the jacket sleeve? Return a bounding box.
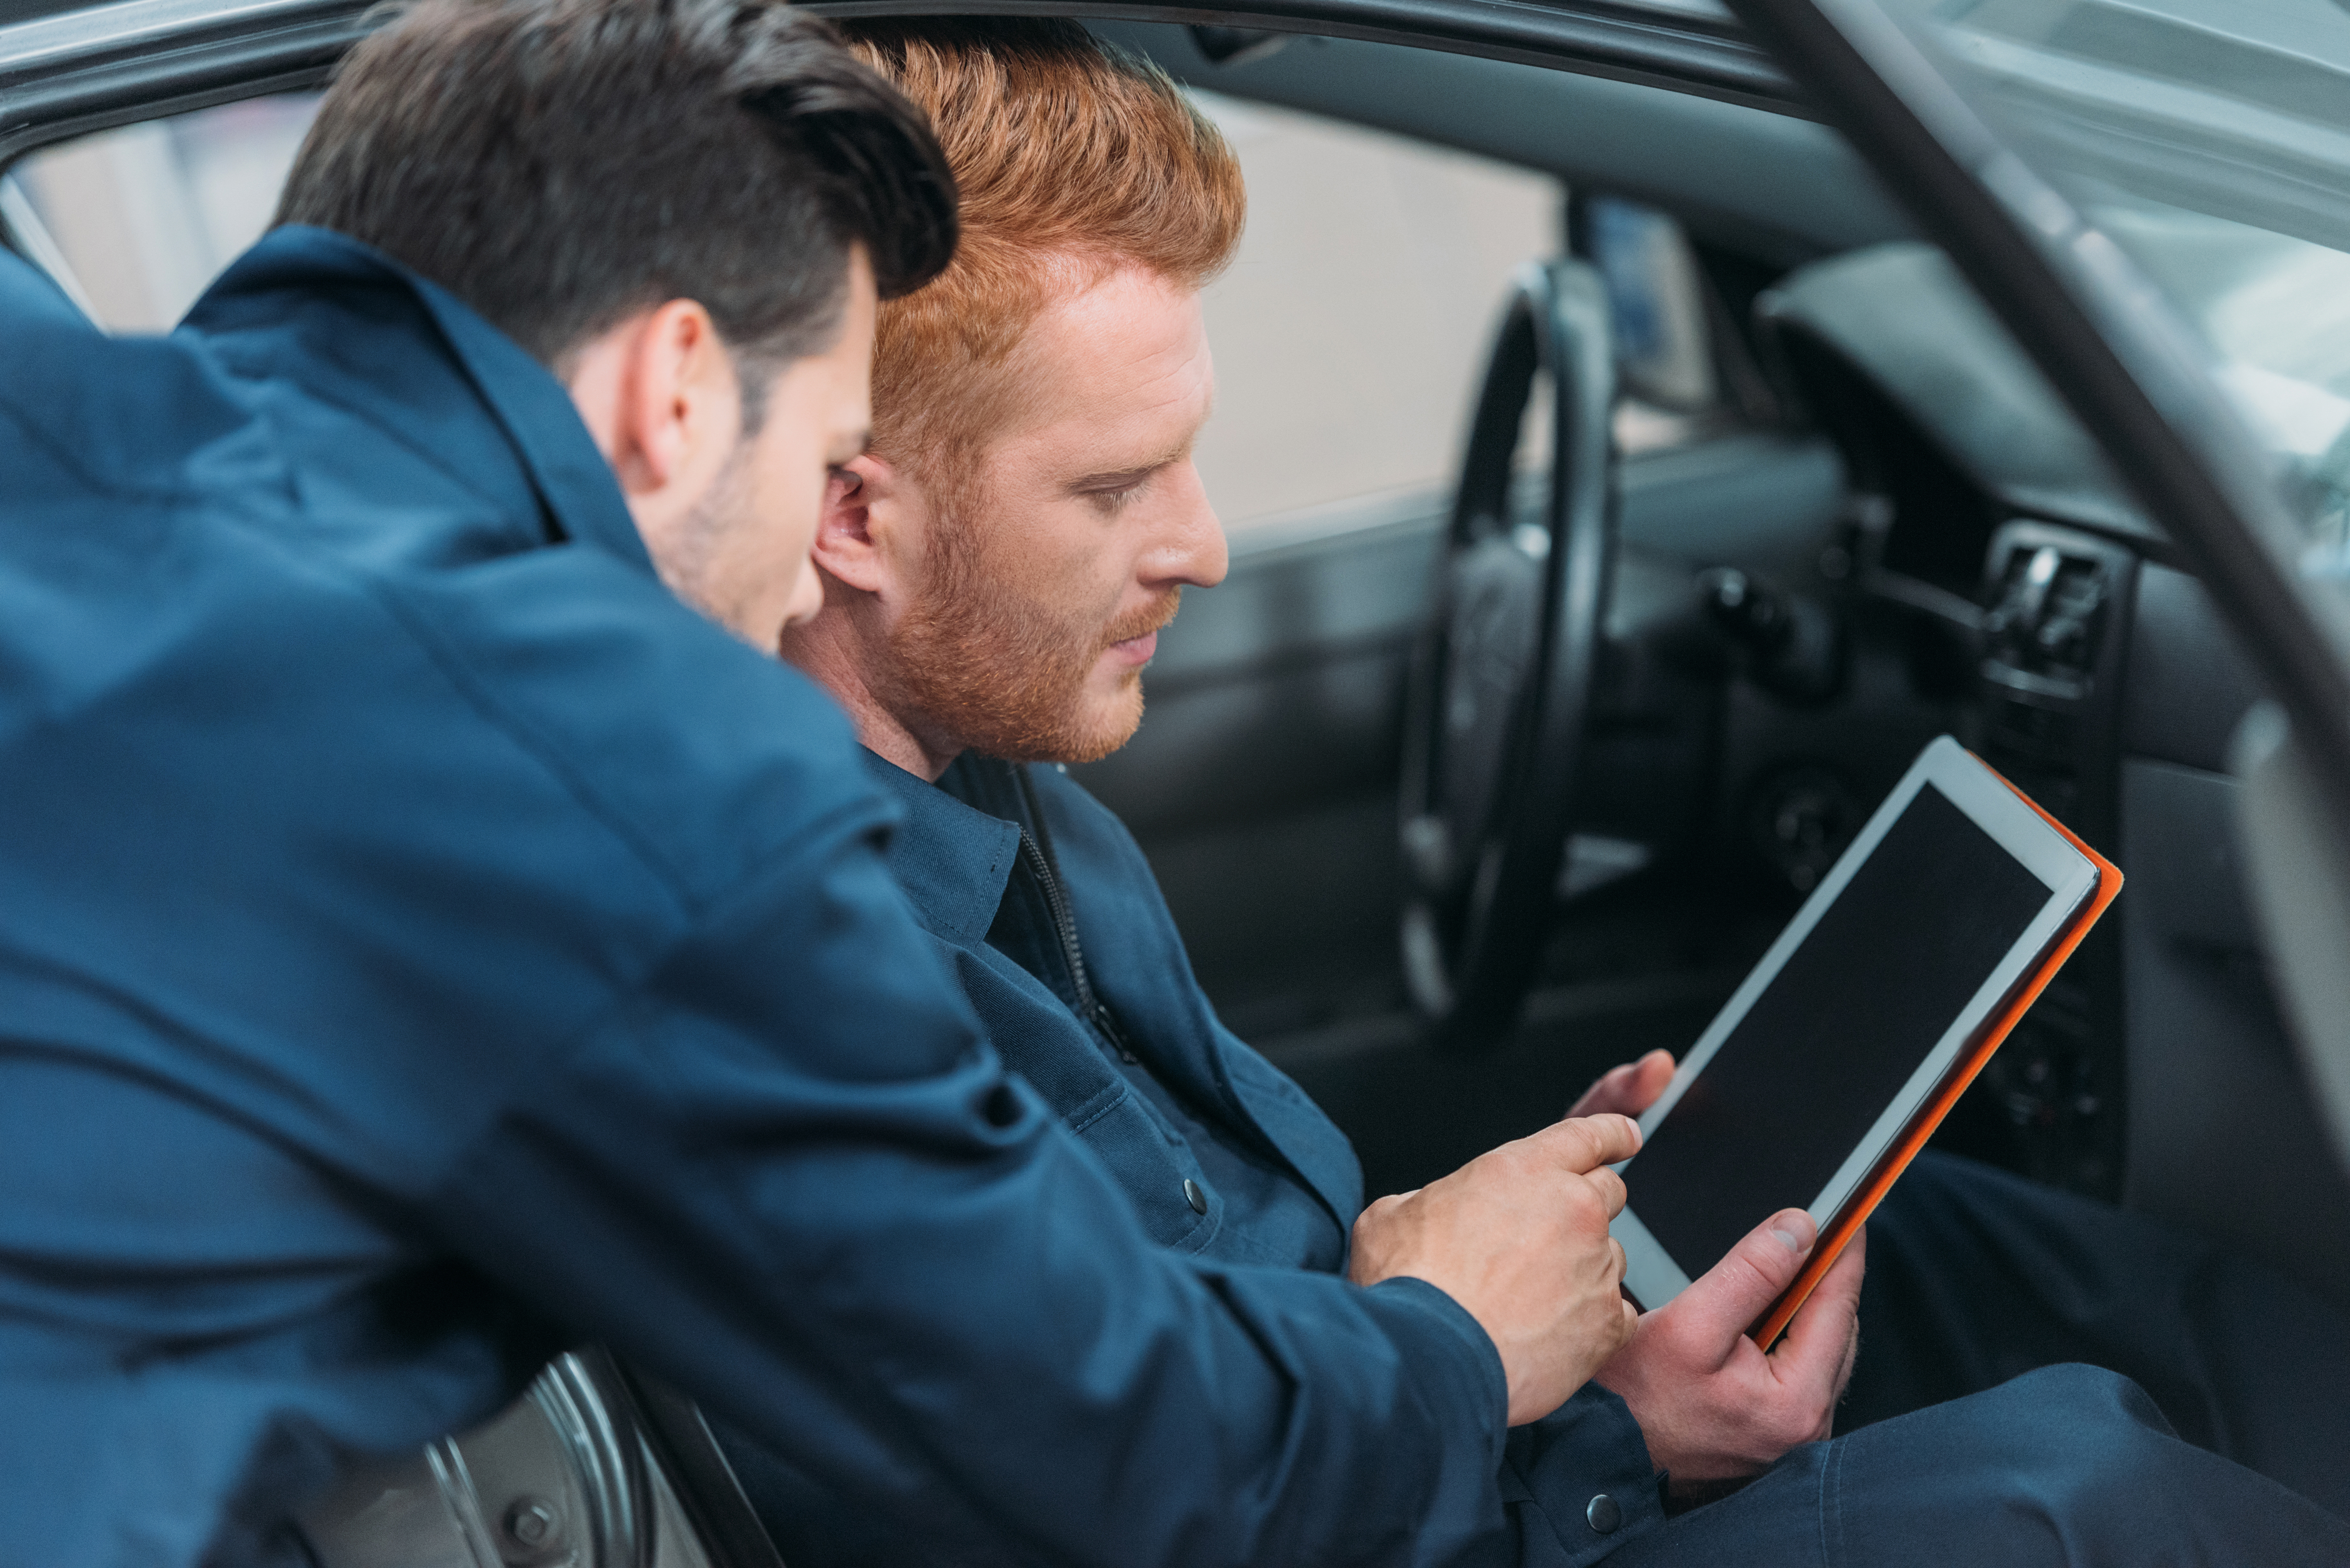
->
[1497,1389,1668,1564]
[425,805,1532,1568]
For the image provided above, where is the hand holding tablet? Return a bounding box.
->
[1608,737,2121,1342]
[1571,1048,1865,1492]
[1570,739,2116,1491]
[1594,1203,1865,1494]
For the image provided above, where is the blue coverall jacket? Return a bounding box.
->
[0,230,1547,1567]
[713,753,1666,1564]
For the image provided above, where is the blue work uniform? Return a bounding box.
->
[0,230,1520,1567]
[860,751,1365,1270]
[715,754,1667,1565]
[4,228,2345,1568]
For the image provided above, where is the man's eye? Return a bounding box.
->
[1089,481,1146,515]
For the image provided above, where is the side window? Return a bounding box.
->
[1186,92,1563,536]
[1187,97,1745,537]
[3,95,320,332]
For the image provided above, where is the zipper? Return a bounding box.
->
[1012,767,1139,1063]
[1008,769,1315,1214]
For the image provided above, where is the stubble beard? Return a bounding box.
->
[876,507,1181,766]
[657,441,759,642]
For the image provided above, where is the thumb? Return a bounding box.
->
[1670,1208,1816,1354]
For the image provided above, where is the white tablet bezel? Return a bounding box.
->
[1610,736,2097,1310]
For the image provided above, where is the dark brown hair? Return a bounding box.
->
[278,0,959,392]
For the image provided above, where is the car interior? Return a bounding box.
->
[1065,22,2350,1318]
[5,0,2348,1562]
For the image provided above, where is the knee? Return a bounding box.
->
[1847,1367,2178,1537]
[1968,1366,2209,1528]
[1846,1364,2178,1514]
[1836,1364,2350,1564]
[1996,1362,2167,1418]
[1851,1362,2174,1480]
[1975,1363,2178,1461]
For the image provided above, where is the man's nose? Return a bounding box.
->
[1145,462,1227,591]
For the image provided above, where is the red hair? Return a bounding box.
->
[840,19,1245,496]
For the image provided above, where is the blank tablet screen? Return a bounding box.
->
[1628,783,2052,1278]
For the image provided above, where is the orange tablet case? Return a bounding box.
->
[1746,753,2124,1350]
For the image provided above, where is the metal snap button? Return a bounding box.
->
[1586,1494,1621,1534]
[1183,1178,1208,1215]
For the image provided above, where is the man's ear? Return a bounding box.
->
[570,299,739,513]
[812,452,920,597]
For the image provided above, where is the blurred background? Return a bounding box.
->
[1,83,1718,535]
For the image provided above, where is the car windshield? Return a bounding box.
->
[1908,0,2350,566]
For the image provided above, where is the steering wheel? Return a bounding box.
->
[1400,259,1618,1053]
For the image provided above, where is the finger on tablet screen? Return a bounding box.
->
[1540,1112,1642,1173]
[1567,1049,1677,1119]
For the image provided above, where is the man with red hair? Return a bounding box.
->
[760,16,2350,1568]
[783,18,1238,774]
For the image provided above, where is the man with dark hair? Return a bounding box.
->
[0,2,1663,1564]
[267,0,958,639]
[274,0,955,373]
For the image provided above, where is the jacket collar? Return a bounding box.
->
[862,749,1361,1233]
[860,750,1021,948]
[186,226,652,576]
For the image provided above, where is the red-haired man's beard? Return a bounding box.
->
[875,518,1181,766]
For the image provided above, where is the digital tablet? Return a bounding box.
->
[1610,736,2110,1328]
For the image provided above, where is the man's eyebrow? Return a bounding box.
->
[828,427,872,462]
[1068,441,1190,493]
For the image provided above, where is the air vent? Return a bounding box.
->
[1983,539,2112,702]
